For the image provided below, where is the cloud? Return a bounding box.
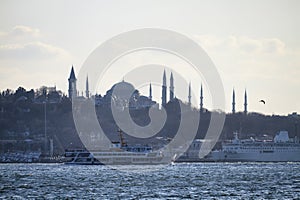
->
[0,25,41,42]
[193,35,286,55]
[228,36,262,54]
[10,25,41,38]
[261,38,285,54]
[192,34,300,103]
[0,42,70,60]
[0,26,71,60]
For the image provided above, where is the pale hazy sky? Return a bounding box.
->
[0,0,299,115]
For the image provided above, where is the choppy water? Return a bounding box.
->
[1,163,300,199]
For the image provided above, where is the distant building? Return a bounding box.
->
[93,81,156,109]
[68,66,77,99]
[66,66,251,113]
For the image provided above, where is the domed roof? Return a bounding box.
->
[110,81,135,91]
[107,81,136,99]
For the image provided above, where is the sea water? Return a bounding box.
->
[1,163,300,199]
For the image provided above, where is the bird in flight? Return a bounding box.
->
[259,100,266,104]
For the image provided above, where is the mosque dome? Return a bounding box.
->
[104,81,139,107]
[110,81,135,92]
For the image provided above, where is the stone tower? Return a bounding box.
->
[170,72,174,101]
[244,89,248,115]
[188,82,191,107]
[232,88,236,114]
[85,75,89,99]
[68,66,77,99]
[149,83,152,100]
[200,84,203,112]
[162,70,167,106]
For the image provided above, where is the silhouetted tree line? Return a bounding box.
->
[0,87,299,155]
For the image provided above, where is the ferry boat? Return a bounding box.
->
[64,145,172,165]
[206,131,300,162]
[64,130,173,165]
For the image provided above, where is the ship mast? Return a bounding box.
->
[117,129,127,147]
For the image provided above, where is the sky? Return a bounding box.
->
[0,0,299,115]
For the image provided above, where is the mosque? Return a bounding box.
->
[68,66,248,114]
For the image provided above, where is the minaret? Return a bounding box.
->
[85,75,89,99]
[232,88,236,114]
[68,65,77,99]
[244,89,248,115]
[149,83,152,100]
[188,82,191,107]
[200,83,203,112]
[162,70,167,106]
[169,72,174,101]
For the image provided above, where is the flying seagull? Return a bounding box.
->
[259,100,266,104]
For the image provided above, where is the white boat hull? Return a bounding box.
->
[206,131,300,162]
[64,150,172,165]
[208,149,300,162]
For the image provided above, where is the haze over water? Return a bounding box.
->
[1,163,299,199]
